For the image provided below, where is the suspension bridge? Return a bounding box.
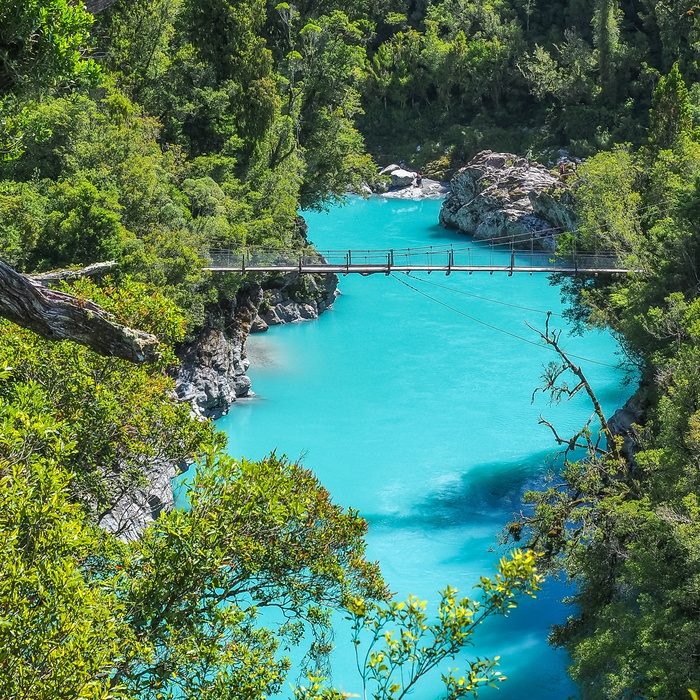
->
[203,245,635,276]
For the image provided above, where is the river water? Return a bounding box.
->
[218,196,630,699]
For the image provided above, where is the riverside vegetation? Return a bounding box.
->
[1,0,700,698]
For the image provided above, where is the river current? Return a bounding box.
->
[218,196,631,699]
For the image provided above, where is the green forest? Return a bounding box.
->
[2,0,700,697]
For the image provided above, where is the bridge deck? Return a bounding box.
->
[202,264,630,275]
[202,246,635,275]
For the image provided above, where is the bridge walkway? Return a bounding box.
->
[202,245,634,275]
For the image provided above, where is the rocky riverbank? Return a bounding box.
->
[365,163,450,199]
[171,150,576,423]
[174,272,338,419]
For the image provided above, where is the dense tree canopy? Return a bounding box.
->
[4,0,700,697]
[507,64,700,700]
[0,2,548,698]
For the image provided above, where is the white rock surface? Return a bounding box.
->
[439,150,577,250]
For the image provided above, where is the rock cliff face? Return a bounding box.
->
[255,216,339,330]
[103,285,261,539]
[174,284,261,418]
[98,459,178,541]
[257,271,338,329]
[439,150,576,250]
[173,271,338,418]
[608,388,648,460]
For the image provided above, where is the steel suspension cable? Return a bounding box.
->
[403,273,566,317]
[390,273,621,369]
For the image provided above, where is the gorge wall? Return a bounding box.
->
[174,271,339,419]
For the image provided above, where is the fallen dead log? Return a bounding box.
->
[0,260,158,363]
[30,260,119,286]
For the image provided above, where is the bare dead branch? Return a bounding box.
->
[30,261,119,286]
[527,312,622,462]
[538,416,588,452]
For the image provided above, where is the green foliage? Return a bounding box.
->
[0,180,46,269]
[277,9,376,208]
[518,32,597,106]
[0,277,209,521]
[592,0,623,102]
[648,62,694,154]
[0,403,130,700]
[349,551,541,700]
[0,382,391,700]
[100,0,181,96]
[0,0,100,158]
[68,275,188,350]
[573,147,643,258]
[0,0,99,98]
[638,0,700,83]
[33,178,132,269]
[519,109,700,697]
[296,550,542,700]
[110,450,388,699]
[97,0,375,217]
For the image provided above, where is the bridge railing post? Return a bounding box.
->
[447,248,453,275]
[241,252,246,273]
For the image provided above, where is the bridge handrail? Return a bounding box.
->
[204,246,626,271]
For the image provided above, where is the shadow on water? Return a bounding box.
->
[424,224,469,243]
[367,448,563,532]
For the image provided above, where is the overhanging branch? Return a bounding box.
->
[0,260,159,363]
[527,312,622,463]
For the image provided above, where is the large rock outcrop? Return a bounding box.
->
[174,284,262,418]
[439,150,576,250]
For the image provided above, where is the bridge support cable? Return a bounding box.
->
[389,273,620,369]
[402,274,566,318]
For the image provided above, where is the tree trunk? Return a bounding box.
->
[0,260,159,363]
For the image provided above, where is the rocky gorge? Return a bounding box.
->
[101,270,338,539]
[172,150,582,423]
[120,151,582,537]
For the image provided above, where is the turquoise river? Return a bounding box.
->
[217,196,632,699]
